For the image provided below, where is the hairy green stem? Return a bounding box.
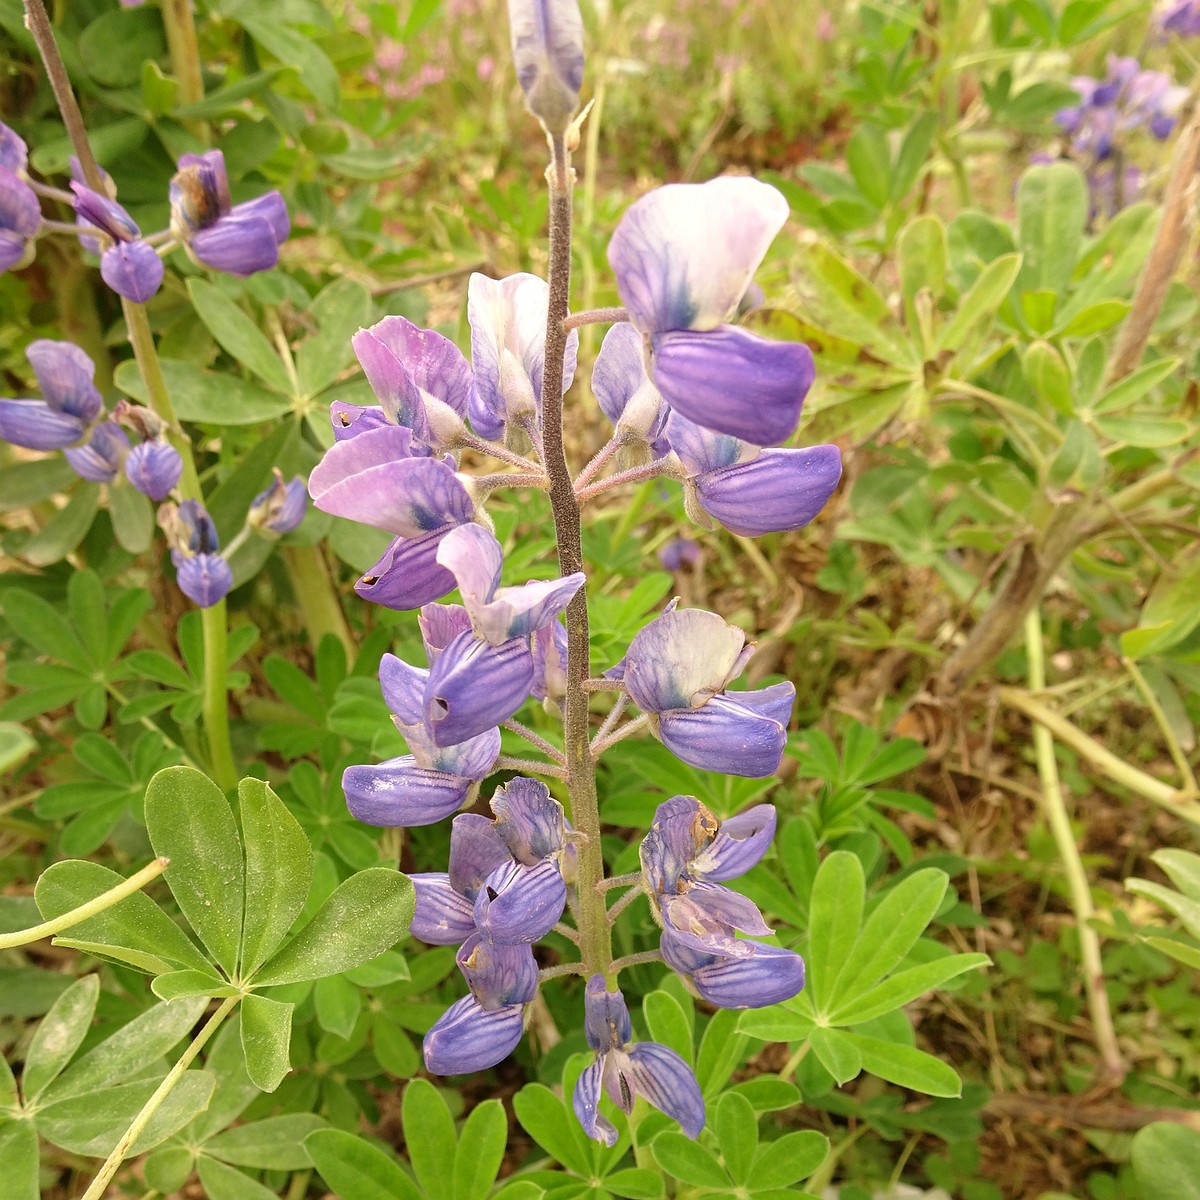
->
[282,544,356,662]
[1023,611,1125,1083]
[998,685,1200,828]
[541,133,612,980]
[0,858,168,949]
[80,995,239,1200]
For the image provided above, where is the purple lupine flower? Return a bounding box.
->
[248,470,307,535]
[573,976,705,1146]
[666,409,842,536]
[467,272,578,441]
[160,499,234,608]
[0,341,102,451]
[308,424,477,609]
[658,537,700,571]
[639,796,805,1008]
[0,122,27,174]
[1087,164,1144,220]
[531,618,568,704]
[342,643,502,827]
[125,439,183,500]
[473,856,567,943]
[617,608,794,777]
[507,0,585,132]
[70,182,164,303]
[608,177,814,445]
[352,315,472,452]
[169,149,289,276]
[0,166,41,274]
[64,421,131,483]
[592,321,670,454]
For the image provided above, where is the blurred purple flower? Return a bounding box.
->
[1157,0,1200,36]
[508,0,585,132]
[0,340,102,451]
[658,536,700,571]
[160,499,233,608]
[125,439,183,501]
[248,470,307,535]
[0,122,28,173]
[70,182,164,302]
[169,149,289,276]
[64,421,130,483]
[0,166,40,275]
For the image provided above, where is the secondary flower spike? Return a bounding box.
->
[70,182,164,303]
[0,340,103,452]
[573,976,705,1145]
[607,178,813,445]
[508,0,585,133]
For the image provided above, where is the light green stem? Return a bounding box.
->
[282,544,356,662]
[201,604,237,791]
[1023,610,1124,1083]
[161,0,206,126]
[1123,656,1197,794]
[0,858,168,949]
[80,995,239,1200]
[998,685,1200,828]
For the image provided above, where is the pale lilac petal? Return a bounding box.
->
[379,652,428,726]
[0,166,40,241]
[664,409,755,476]
[658,686,793,777]
[685,881,773,936]
[624,1043,705,1137]
[424,631,535,746]
[420,603,474,660]
[457,932,539,1006]
[356,531,458,610]
[423,994,525,1075]
[573,1060,618,1146]
[436,522,503,610]
[0,123,27,173]
[692,805,776,881]
[696,445,842,536]
[233,192,289,242]
[659,894,756,960]
[608,178,788,333]
[491,776,566,865]
[176,554,233,608]
[330,401,390,441]
[27,340,102,424]
[473,856,566,943]
[624,609,746,713]
[0,400,88,450]
[343,755,473,827]
[639,795,718,898]
[64,421,130,482]
[428,725,500,779]
[448,813,512,899]
[100,241,164,303]
[509,0,585,131]
[689,943,806,1008]
[70,181,140,242]
[591,321,668,442]
[531,619,568,702]
[0,230,28,272]
[652,325,813,445]
[309,427,473,535]
[410,873,477,944]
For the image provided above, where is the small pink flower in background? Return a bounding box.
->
[816,11,835,40]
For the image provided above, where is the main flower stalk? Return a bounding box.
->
[540,131,611,978]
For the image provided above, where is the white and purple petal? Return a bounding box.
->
[607,177,788,333]
[448,812,513,899]
[457,932,539,1007]
[688,942,807,1009]
[623,608,746,714]
[692,804,777,881]
[491,776,566,865]
[573,1060,618,1147]
[591,322,668,443]
[623,1042,705,1137]
[508,0,585,131]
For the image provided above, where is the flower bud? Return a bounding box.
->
[508,0,585,133]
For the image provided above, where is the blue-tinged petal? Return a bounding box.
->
[100,240,164,303]
[692,804,776,881]
[249,474,307,535]
[652,325,813,446]
[27,340,102,424]
[508,0,585,132]
[0,122,27,173]
[689,942,806,1008]
[309,427,473,535]
[427,725,501,780]
[379,652,429,726]
[343,755,472,827]
[659,928,716,975]
[658,693,789,778]
[190,212,280,276]
[70,181,139,243]
[0,399,87,451]
[473,857,566,944]
[623,1042,705,1137]
[491,776,566,865]
[664,409,755,476]
[410,873,477,945]
[353,316,472,439]
[695,444,842,536]
[573,1060,618,1146]
[485,573,587,643]
[423,994,526,1075]
[356,531,458,610]
[531,618,568,702]
[424,630,535,746]
[607,178,788,333]
[232,191,289,242]
[0,229,30,272]
[592,321,668,442]
[448,813,512,899]
[624,609,746,714]
[330,400,391,441]
[125,440,183,501]
[683,881,773,936]
[583,974,632,1051]
[0,166,40,239]
[64,421,130,483]
[176,553,233,608]
[457,932,539,1006]
[436,521,503,611]
[660,893,757,959]
[174,499,221,554]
